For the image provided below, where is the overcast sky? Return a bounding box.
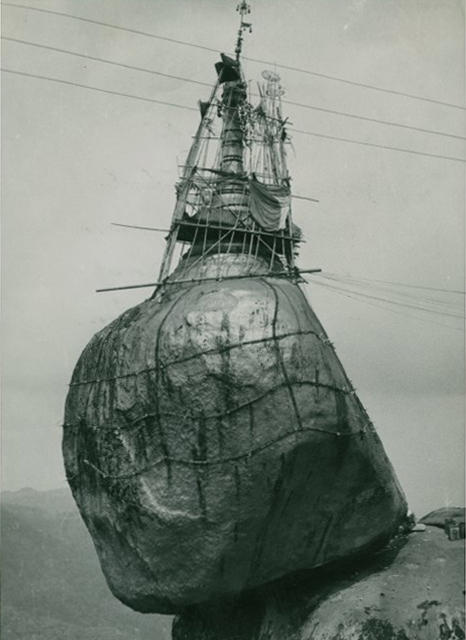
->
[2,0,465,517]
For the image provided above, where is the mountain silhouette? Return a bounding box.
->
[1,487,172,640]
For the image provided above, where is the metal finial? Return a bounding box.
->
[235,1,252,61]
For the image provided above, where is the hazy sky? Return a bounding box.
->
[2,0,465,517]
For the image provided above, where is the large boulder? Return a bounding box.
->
[63,252,407,614]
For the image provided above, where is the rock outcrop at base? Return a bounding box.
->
[173,517,465,640]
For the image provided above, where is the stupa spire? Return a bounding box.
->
[235,1,252,62]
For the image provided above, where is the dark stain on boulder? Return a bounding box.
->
[358,618,409,640]
[416,599,441,626]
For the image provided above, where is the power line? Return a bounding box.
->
[282,98,465,141]
[4,2,465,112]
[317,275,464,314]
[312,280,465,333]
[318,272,466,295]
[290,128,465,163]
[2,3,220,53]
[4,36,464,142]
[313,280,465,323]
[311,278,464,319]
[1,68,198,112]
[2,36,212,89]
[245,56,466,112]
[3,68,465,164]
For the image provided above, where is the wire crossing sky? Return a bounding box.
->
[3,35,464,140]
[2,0,464,520]
[321,272,466,295]
[3,1,466,110]
[313,275,465,321]
[2,69,465,164]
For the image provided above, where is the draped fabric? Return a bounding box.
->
[249,178,291,231]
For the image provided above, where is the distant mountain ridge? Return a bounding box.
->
[1,487,172,640]
[3,486,74,507]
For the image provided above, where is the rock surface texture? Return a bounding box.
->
[63,253,407,614]
[173,519,465,640]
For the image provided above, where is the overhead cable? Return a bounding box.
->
[2,36,212,89]
[318,272,466,295]
[282,98,464,140]
[316,274,464,313]
[4,36,464,141]
[1,68,198,112]
[246,56,466,111]
[311,278,464,319]
[3,2,465,111]
[2,2,220,53]
[312,280,464,333]
[290,128,465,163]
[3,68,464,163]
